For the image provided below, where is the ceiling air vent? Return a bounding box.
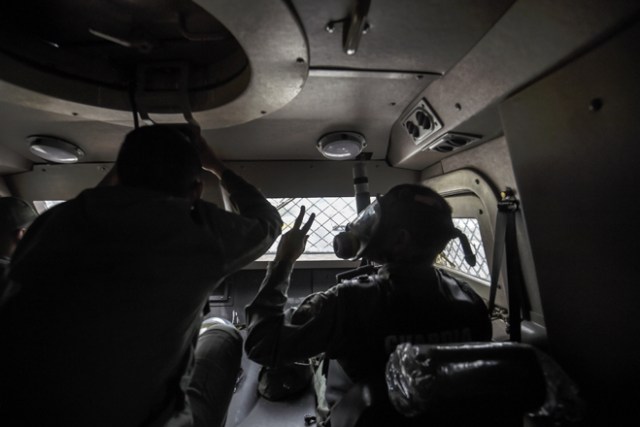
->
[403,99,443,145]
[422,132,481,153]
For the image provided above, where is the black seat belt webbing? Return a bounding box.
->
[504,201,523,342]
[488,189,523,342]
[488,209,507,314]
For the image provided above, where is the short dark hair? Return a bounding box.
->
[116,125,202,197]
[380,184,456,259]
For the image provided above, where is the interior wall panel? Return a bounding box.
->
[500,20,640,425]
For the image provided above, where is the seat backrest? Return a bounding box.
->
[331,342,552,427]
[387,342,585,426]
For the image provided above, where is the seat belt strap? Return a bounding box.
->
[504,197,523,342]
[488,189,523,341]
[488,207,507,314]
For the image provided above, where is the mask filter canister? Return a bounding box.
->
[333,231,360,259]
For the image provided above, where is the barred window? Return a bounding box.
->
[260,197,357,261]
[435,217,490,283]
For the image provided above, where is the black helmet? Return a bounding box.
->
[0,197,38,232]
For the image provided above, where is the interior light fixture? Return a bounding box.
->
[316,132,366,160]
[28,135,85,164]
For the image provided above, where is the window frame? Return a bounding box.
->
[423,169,508,308]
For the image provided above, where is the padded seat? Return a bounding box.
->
[330,342,582,427]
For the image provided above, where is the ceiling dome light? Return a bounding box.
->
[316,132,366,160]
[28,135,85,164]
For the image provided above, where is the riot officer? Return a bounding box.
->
[245,183,491,425]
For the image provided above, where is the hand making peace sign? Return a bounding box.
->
[274,206,316,264]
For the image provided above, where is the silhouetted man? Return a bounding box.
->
[0,125,282,427]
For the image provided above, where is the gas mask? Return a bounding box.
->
[333,185,476,266]
[333,197,382,260]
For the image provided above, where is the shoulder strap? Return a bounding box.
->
[488,189,524,342]
[488,195,509,314]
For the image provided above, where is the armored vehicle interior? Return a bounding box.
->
[0,1,639,426]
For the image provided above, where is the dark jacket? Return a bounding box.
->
[0,170,282,427]
[245,261,491,401]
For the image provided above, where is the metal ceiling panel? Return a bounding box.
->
[292,0,515,73]
[0,70,435,166]
[0,0,308,129]
[200,71,436,161]
[388,0,640,169]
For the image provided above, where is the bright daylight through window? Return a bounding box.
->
[259,200,491,273]
[259,197,357,261]
[33,200,65,214]
[435,217,490,283]
[33,199,489,274]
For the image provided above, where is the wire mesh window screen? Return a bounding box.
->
[435,217,490,283]
[265,197,357,259]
